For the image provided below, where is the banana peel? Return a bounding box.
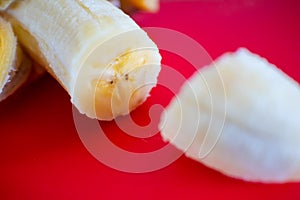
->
[120,0,159,13]
[0,16,32,101]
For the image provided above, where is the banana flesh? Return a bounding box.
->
[5,0,161,120]
[159,48,300,183]
[0,16,31,101]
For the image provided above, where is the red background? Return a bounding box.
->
[1,0,300,199]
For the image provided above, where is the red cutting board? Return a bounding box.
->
[1,0,300,199]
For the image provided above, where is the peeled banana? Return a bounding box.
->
[4,0,161,120]
[159,48,300,183]
[0,16,31,101]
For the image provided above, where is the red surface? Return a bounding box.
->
[1,0,300,199]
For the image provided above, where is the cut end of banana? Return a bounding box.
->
[159,48,300,183]
[94,50,161,120]
[72,32,161,120]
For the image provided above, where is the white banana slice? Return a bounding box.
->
[159,48,300,183]
[0,16,31,101]
[5,0,161,120]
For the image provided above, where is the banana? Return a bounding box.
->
[4,0,161,120]
[159,48,300,183]
[0,16,31,101]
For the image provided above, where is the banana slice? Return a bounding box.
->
[159,48,300,183]
[0,16,31,101]
[5,0,161,120]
